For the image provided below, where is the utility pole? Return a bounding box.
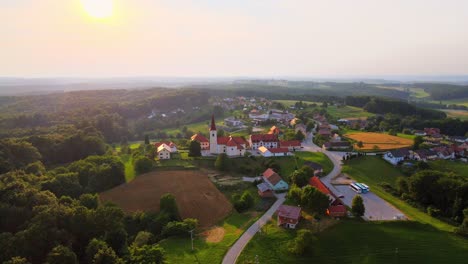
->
[189,229,195,251]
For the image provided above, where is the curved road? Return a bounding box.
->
[222,133,341,264]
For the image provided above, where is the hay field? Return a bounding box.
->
[345,132,413,151]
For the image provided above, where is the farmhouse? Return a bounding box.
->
[280,140,302,151]
[154,141,178,153]
[258,146,291,157]
[224,117,243,127]
[249,134,280,150]
[322,141,351,150]
[424,128,441,137]
[262,168,289,191]
[191,134,209,150]
[318,128,331,138]
[304,161,323,175]
[411,149,438,161]
[257,182,274,198]
[309,176,347,217]
[157,144,172,160]
[295,123,307,137]
[277,205,301,229]
[383,149,410,165]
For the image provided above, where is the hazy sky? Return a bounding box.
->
[2,0,468,77]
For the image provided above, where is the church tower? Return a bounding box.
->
[209,114,218,154]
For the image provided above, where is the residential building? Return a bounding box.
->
[268,126,281,135]
[257,146,291,157]
[191,134,209,150]
[383,149,411,165]
[154,141,178,153]
[277,205,301,229]
[309,176,347,218]
[249,134,280,150]
[262,168,289,191]
[257,183,274,198]
[224,117,243,127]
[280,140,302,151]
[411,149,438,161]
[304,161,323,175]
[157,144,171,160]
[295,124,307,137]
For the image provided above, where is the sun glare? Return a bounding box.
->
[81,0,114,19]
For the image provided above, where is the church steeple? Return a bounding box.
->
[210,114,217,131]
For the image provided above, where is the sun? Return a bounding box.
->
[81,0,114,19]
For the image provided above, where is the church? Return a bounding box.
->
[208,115,248,157]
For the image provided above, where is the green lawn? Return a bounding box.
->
[295,151,334,175]
[121,154,136,182]
[161,119,224,136]
[326,105,375,119]
[428,97,468,107]
[274,100,321,108]
[237,219,468,264]
[342,157,455,232]
[410,88,431,98]
[429,160,468,178]
[159,212,259,264]
[440,109,468,120]
[396,133,416,140]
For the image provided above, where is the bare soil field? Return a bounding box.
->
[99,170,233,227]
[345,132,413,151]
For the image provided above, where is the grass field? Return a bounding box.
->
[121,154,136,182]
[342,157,455,232]
[326,105,374,119]
[428,97,468,107]
[160,212,259,264]
[345,132,413,151]
[396,133,417,140]
[99,170,232,227]
[429,160,468,178]
[440,109,468,120]
[274,100,320,107]
[410,87,431,98]
[237,219,468,264]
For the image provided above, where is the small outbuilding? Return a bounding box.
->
[277,205,302,229]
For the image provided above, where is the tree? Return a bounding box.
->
[144,135,150,145]
[45,245,78,264]
[188,141,201,157]
[42,173,83,198]
[215,153,229,171]
[79,193,99,209]
[287,184,302,204]
[132,231,153,247]
[287,229,315,255]
[3,257,31,264]
[128,244,165,264]
[351,195,365,217]
[162,218,198,237]
[92,247,124,264]
[289,166,313,187]
[356,141,364,148]
[301,186,330,213]
[160,193,180,221]
[86,239,109,264]
[455,208,468,237]
[294,130,305,141]
[413,136,424,150]
[396,177,409,195]
[133,156,153,175]
[105,228,128,256]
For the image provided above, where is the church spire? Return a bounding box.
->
[210,114,217,131]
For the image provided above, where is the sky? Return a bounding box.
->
[2,0,468,78]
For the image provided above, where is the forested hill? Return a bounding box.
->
[414,83,468,100]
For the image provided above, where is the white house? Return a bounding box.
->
[154,141,178,153]
[258,146,291,157]
[383,149,410,165]
[157,144,172,160]
[249,134,280,150]
[191,134,210,150]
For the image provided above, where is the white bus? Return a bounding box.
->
[350,183,363,193]
[355,183,370,193]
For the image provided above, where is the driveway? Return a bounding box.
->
[302,133,405,221]
[222,193,286,264]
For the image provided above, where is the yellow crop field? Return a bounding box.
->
[345,132,413,151]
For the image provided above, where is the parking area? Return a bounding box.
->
[333,184,405,221]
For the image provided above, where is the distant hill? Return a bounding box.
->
[414,83,468,100]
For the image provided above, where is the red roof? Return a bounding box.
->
[309,176,332,195]
[154,141,176,148]
[217,136,230,145]
[318,128,331,136]
[250,134,279,143]
[277,205,301,220]
[191,134,209,143]
[210,114,216,131]
[280,140,301,147]
[269,147,290,153]
[327,205,347,217]
[219,136,247,150]
[263,168,282,185]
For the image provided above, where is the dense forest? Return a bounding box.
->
[414,83,468,100]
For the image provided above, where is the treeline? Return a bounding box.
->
[392,170,468,234]
[414,83,468,100]
[345,96,446,119]
[0,169,197,263]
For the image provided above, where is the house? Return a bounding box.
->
[414,130,427,136]
[191,134,210,150]
[331,133,342,142]
[449,136,467,143]
[433,146,455,160]
[411,149,438,161]
[424,136,442,146]
[249,134,280,150]
[277,205,301,229]
[154,141,178,153]
[257,182,274,198]
[318,128,331,138]
[309,176,347,217]
[424,128,441,137]
[383,148,411,165]
[157,144,171,160]
[304,161,323,175]
[295,124,307,137]
[258,146,291,157]
[262,168,289,191]
[224,117,243,127]
[268,126,281,135]
[322,141,351,150]
[280,140,302,151]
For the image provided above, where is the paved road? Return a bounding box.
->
[222,193,286,264]
[302,133,405,221]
